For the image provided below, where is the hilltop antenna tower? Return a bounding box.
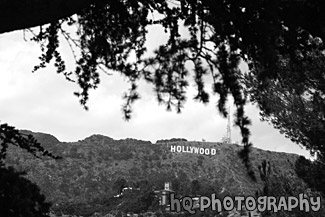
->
[221,106,232,144]
[226,106,231,144]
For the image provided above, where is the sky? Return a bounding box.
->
[0,25,312,158]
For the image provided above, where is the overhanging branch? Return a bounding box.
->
[0,0,106,34]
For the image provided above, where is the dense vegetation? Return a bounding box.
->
[4,131,308,216]
[0,166,51,217]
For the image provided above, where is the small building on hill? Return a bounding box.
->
[154,182,174,210]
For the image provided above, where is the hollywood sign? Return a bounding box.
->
[170,145,217,156]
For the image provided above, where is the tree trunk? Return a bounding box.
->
[0,0,105,34]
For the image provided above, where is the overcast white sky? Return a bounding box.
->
[0,26,311,158]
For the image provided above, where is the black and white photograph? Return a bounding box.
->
[0,1,324,216]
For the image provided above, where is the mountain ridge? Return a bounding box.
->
[3,130,305,215]
[19,130,304,157]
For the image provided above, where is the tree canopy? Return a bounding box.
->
[0,166,51,217]
[245,37,325,159]
[2,0,325,178]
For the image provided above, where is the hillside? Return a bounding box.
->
[4,131,303,216]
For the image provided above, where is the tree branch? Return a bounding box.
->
[0,0,106,34]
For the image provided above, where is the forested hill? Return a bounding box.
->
[4,130,302,215]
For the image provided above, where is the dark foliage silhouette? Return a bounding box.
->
[0,166,51,217]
